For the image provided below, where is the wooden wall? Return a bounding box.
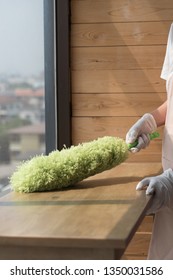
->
[70,0,173,259]
[70,0,173,163]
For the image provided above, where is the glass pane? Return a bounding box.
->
[0,0,45,193]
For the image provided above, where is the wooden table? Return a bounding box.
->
[0,162,162,260]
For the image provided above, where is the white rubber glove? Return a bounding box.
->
[136,168,173,215]
[126,113,157,153]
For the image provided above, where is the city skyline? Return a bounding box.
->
[0,0,44,76]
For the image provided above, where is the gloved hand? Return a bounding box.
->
[136,168,173,215]
[126,113,157,153]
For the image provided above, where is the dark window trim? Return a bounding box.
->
[44,0,71,154]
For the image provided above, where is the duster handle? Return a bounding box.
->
[128,131,160,149]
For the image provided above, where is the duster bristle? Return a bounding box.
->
[10,136,129,192]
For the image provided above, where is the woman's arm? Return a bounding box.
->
[151,100,167,127]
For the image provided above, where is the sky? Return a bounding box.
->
[0,0,44,76]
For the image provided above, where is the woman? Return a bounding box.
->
[126,23,173,259]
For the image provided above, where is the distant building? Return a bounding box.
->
[8,123,45,161]
[0,96,21,122]
[15,88,45,123]
[0,82,6,94]
[0,87,45,123]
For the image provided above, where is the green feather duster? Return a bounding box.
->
[10,136,129,193]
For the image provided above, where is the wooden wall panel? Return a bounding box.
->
[122,233,152,259]
[71,22,171,47]
[72,70,166,93]
[71,46,165,70]
[72,116,163,142]
[71,0,173,23]
[70,0,173,161]
[72,93,165,116]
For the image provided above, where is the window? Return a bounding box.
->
[0,0,45,192]
[0,0,71,194]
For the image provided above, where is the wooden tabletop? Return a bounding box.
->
[0,162,162,259]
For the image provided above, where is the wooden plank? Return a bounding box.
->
[71,0,173,23]
[72,93,166,117]
[123,233,151,256]
[72,116,164,142]
[137,216,154,233]
[71,46,165,70]
[71,22,171,47]
[72,70,166,93]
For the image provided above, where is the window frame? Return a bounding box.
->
[44,0,71,154]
